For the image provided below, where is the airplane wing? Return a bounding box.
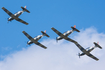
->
[51,27,76,43]
[22,31,47,49]
[74,42,86,52]
[51,27,63,37]
[86,53,99,61]
[2,7,28,25]
[51,27,85,50]
[51,27,99,61]
[75,42,99,61]
[14,17,28,25]
[2,7,14,17]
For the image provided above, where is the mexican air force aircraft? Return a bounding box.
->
[22,30,50,49]
[78,42,102,60]
[2,6,30,25]
[74,42,102,61]
[51,27,102,61]
[51,25,80,42]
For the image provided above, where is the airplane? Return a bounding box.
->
[51,27,102,61]
[53,25,80,42]
[2,6,30,25]
[75,42,102,61]
[22,30,50,49]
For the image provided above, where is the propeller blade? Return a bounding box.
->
[7,18,9,23]
[78,53,80,58]
[56,37,58,43]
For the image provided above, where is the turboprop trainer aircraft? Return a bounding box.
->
[51,25,80,42]
[77,42,102,60]
[2,6,30,25]
[51,27,102,61]
[22,30,50,49]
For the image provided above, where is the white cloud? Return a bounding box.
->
[0,27,105,70]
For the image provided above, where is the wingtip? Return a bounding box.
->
[45,48,47,49]
[28,11,30,13]
[44,47,47,49]
[96,59,99,61]
[51,27,54,29]
[26,23,28,25]
[22,31,25,33]
[2,7,5,9]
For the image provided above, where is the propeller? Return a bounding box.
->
[7,18,9,23]
[24,41,29,47]
[77,53,80,58]
[56,37,58,43]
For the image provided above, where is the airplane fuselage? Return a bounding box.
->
[27,35,44,45]
[8,10,24,21]
[57,30,74,40]
[79,46,96,56]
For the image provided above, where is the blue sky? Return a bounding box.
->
[0,0,105,70]
[0,0,105,64]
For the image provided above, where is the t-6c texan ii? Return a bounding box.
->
[51,25,80,42]
[51,26,102,61]
[2,6,30,25]
[22,30,50,49]
[77,42,102,60]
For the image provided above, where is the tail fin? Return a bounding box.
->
[21,6,30,13]
[94,42,102,49]
[41,30,50,37]
[24,6,27,9]
[71,25,80,32]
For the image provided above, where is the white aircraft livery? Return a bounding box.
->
[2,6,30,25]
[22,30,50,49]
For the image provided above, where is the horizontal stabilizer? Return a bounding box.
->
[71,25,80,32]
[41,31,50,37]
[94,42,102,49]
[21,6,30,13]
